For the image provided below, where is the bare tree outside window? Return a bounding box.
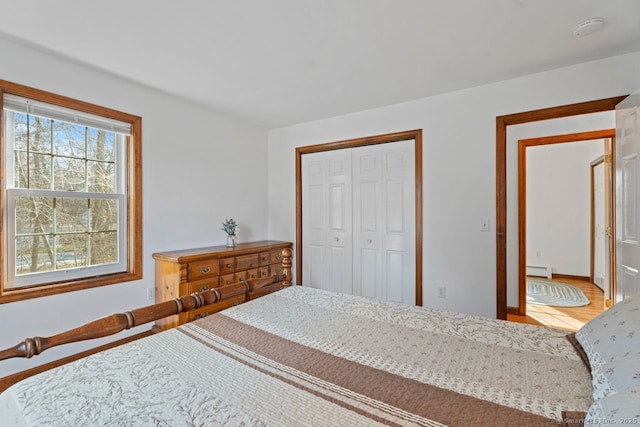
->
[11,112,119,275]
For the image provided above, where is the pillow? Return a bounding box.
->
[584,387,640,427]
[575,295,640,370]
[592,351,640,399]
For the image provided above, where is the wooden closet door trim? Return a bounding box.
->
[295,129,423,306]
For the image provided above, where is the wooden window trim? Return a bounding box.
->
[0,80,142,303]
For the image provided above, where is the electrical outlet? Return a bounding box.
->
[480,218,490,232]
[437,286,446,298]
[146,288,154,301]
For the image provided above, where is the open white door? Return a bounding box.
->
[615,89,640,301]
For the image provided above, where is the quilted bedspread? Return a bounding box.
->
[0,286,592,426]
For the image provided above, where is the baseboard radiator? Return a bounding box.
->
[526,265,552,279]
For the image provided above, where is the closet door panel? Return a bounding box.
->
[359,248,379,298]
[308,244,324,289]
[353,148,382,298]
[386,250,407,303]
[381,140,416,305]
[302,149,352,294]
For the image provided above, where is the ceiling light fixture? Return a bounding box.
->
[573,17,605,37]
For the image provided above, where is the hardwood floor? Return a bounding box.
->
[507,277,605,332]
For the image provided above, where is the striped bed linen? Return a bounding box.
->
[0,286,592,426]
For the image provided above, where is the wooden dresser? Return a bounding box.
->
[153,240,293,331]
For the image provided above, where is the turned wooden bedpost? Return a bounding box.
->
[281,247,292,287]
[0,283,247,361]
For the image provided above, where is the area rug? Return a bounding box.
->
[526,279,591,307]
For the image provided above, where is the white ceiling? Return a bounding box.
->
[1,0,639,128]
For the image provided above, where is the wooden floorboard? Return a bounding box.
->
[507,277,604,332]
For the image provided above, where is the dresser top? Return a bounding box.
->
[152,240,292,263]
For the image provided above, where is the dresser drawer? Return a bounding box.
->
[270,263,284,277]
[221,273,235,286]
[270,249,285,264]
[187,259,219,281]
[220,257,235,274]
[259,266,270,278]
[187,278,219,294]
[234,270,248,283]
[236,253,259,270]
[246,268,260,280]
[259,251,271,266]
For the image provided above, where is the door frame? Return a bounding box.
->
[295,129,423,305]
[516,129,615,316]
[495,96,626,319]
[590,144,616,307]
[590,155,605,287]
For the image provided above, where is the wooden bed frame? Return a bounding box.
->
[0,248,292,362]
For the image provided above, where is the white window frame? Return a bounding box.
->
[3,100,129,289]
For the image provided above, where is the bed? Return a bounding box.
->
[0,262,638,426]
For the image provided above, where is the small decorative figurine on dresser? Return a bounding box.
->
[221,217,239,247]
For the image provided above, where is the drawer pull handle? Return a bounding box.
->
[199,285,210,292]
[262,257,268,261]
[251,274,256,278]
[199,267,210,274]
[276,254,283,260]
[226,263,232,268]
[226,280,232,285]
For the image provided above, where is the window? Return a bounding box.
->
[0,80,142,302]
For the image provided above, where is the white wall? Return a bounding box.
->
[526,139,604,277]
[0,34,269,377]
[267,51,640,318]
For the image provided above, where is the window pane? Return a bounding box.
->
[53,156,85,191]
[56,234,87,270]
[53,121,86,158]
[90,231,117,264]
[88,161,115,193]
[12,112,28,151]
[28,115,52,153]
[28,153,52,190]
[57,198,89,232]
[15,234,54,274]
[90,199,118,231]
[87,129,115,162]
[16,196,54,234]
[14,151,28,188]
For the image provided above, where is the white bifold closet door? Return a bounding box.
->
[302,140,415,305]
